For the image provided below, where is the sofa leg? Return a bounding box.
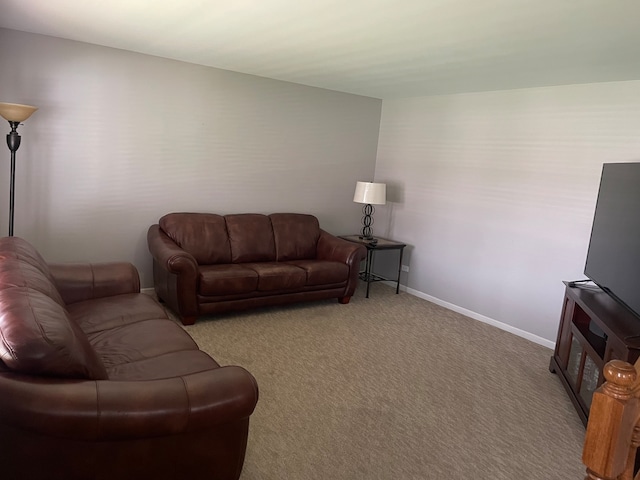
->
[180,316,197,326]
[338,296,351,304]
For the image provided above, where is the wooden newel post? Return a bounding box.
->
[583,360,639,480]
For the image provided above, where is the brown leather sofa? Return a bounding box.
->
[148,212,366,325]
[0,236,259,480]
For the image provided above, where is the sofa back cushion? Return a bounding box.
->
[160,213,232,265]
[0,257,66,307]
[0,236,56,283]
[270,213,320,261]
[225,214,276,263]
[0,287,108,380]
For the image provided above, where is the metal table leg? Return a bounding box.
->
[365,248,373,298]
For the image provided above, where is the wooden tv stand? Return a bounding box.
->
[549,282,640,426]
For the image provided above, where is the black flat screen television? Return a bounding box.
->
[584,162,640,319]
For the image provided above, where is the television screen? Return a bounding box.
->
[584,162,640,318]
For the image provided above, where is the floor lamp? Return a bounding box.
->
[0,102,38,236]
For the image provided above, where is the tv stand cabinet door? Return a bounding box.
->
[550,283,640,425]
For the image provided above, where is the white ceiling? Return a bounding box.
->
[2,0,640,99]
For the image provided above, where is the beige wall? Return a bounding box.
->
[4,27,640,345]
[375,81,640,344]
[0,28,382,287]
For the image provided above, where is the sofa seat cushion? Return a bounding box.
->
[286,260,349,286]
[0,287,108,380]
[199,264,258,296]
[107,350,219,381]
[87,318,199,369]
[68,293,170,334]
[243,262,306,291]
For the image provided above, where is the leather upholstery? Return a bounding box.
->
[160,212,232,264]
[0,287,108,380]
[226,213,277,263]
[0,237,259,480]
[271,212,320,261]
[148,212,367,324]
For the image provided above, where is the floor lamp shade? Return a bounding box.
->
[353,181,386,240]
[0,103,38,123]
[0,102,38,236]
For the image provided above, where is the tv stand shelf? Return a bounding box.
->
[549,282,640,426]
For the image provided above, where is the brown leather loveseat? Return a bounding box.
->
[0,236,258,480]
[148,212,366,325]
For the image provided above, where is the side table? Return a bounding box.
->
[339,235,406,298]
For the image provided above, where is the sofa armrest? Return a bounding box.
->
[317,230,367,266]
[317,231,367,300]
[0,365,258,441]
[147,224,198,276]
[49,262,141,305]
[147,225,199,323]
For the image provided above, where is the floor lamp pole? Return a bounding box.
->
[7,122,21,237]
[0,102,38,237]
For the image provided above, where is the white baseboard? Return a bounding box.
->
[141,287,155,296]
[386,282,555,350]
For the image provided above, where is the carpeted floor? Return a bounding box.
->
[181,282,585,479]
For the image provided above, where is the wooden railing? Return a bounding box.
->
[583,359,640,480]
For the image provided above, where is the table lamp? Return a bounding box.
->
[353,181,386,240]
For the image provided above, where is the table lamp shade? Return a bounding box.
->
[353,181,386,205]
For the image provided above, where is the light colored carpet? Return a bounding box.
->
[182,282,585,479]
